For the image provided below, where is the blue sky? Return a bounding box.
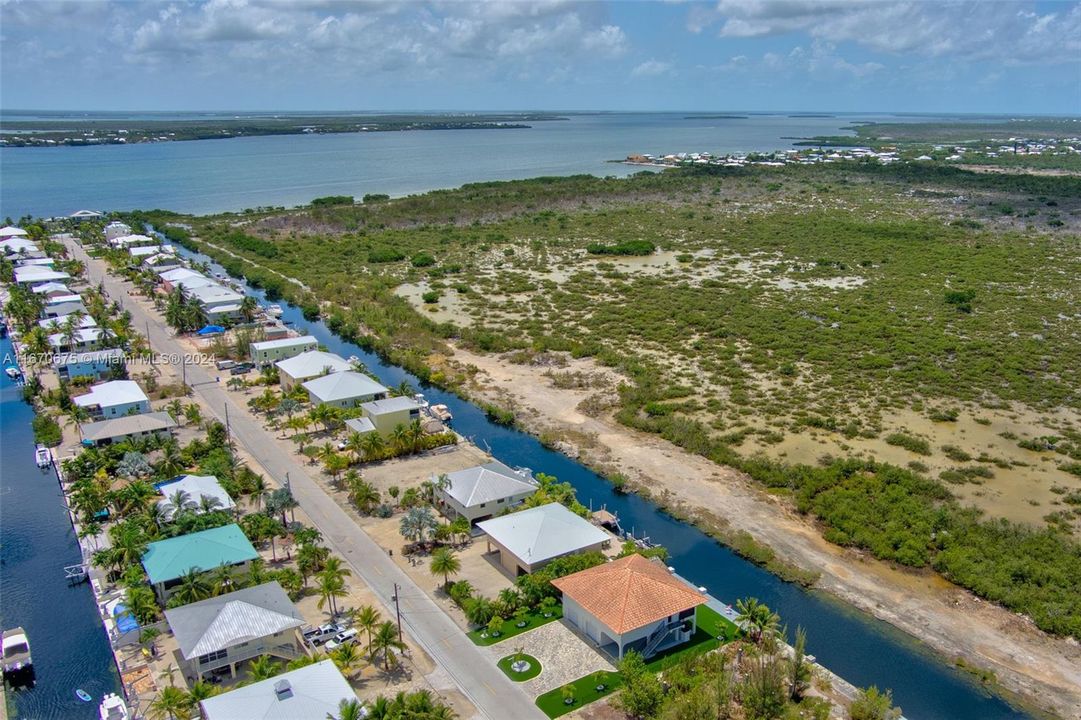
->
[1,0,1078,114]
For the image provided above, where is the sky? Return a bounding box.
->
[1,0,1079,115]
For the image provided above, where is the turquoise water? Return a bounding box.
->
[2,112,906,218]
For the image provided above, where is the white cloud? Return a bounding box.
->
[691,0,1081,65]
[631,59,674,77]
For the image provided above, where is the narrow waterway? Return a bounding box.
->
[170,240,1032,720]
[0,335,121,720]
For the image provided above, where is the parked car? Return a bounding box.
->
[229,362,254,375]
[324,628,358,650]
[215,359,237,371]
[304,622,344,646]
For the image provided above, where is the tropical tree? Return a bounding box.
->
[849,686,903,720]
[324,452,350,489]
[361,431,386,462]
[187,680,220,709]
[198,494,224,515]
[248,654,283,682]
[449,517,471,545]
[790,626,812,701]
[430,548,461,590]
[735,597,780,644]
[210,562,238,597]
[156,441,185,477]
[347,475,380,514]
[327,698,366,720]
[369,620,406,671]
[239,295,260,323]
[184,403,202,426]
[170,567,212,606]
[167,488,196,517]
[329,642,363,679]
[354,605,381,658]
[316,571,348,618]
[389,424,410,455]
[147,685,190,720]
[399,506,438,545]
[117,451,153,479]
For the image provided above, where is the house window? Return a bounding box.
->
[198,649,228,665]
[497,498,505,503]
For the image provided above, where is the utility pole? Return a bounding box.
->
[224,403,231,443]
[181,355,187,389]
[146,321,153,367]
[392,583,403,643]
[284,471,291,493]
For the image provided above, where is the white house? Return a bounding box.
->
[199,660,355,720]
[163,582,307,682]
[104,222,133,241]
[48,327,105,353]
[359,395,424,435]
[73,380,151,420]
[53,347,124,382]
[39,313,97,331]
[108,233,156,249]
[303,371,388,410]
[249,335,318,368]
[0,226,29,239]
[185,284,246,322]
[476,502,610,576]
[128,244,163,258]
[552,553,706,660]
[157,474,236,520]
[30,281,71,298]
[79,412,176,447]
[276,350,352,391]
[435,461,537,524]
[0,237,39,257]
[13,265,70,285]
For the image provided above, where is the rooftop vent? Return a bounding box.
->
[273,679,292,701]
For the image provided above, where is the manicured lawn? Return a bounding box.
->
[535,671,623,719]
[467,605,563,646]
[696,605,741,641]
[497,653,542,682]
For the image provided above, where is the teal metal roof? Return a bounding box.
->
[142,524,258,585]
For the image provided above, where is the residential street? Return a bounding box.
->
[66,237,546,720]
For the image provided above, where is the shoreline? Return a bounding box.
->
[445,344,1081,720]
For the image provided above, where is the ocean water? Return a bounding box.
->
[1,111,921,219]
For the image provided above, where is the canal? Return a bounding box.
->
[0,334,121,720]
[169,240,1031,720]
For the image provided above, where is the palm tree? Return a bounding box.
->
[170,567,212,606]
[361,431,386,462]
[248,474,268,510]
[167,488,196,517]
[198,494,224,515]
[347,475,380,514]
[156,441,185,477]
[324,453,350,489]
[210,562,237,596]
[278,397,299,418]
[315,572,348,618]
[329,643,363,679]
[158,662,180,688]
[449,517,471,545]
[248,654,282,682]
[389,424,410,455]
[126,585,162,624]
[399,506,438,545]
[327,698,366,720]
[354,605,381,658]
[226,377,245,392]
[186,680,220,710]
[147,685,189,720]
[395,380,415,398]
[343,431,366,464]
[369,621,406,672]
[184,403,202,426]
[239,295,260,323]
[407,419,425,454]
[735,597,780,644]
[430,548,461,590]
[142,502,171,534]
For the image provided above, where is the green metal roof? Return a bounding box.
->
[142,524,258,585]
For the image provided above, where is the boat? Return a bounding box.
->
[35,444,51,469]
[266,304,283,317]
[4,366,20,380]
[430,404,453,422]
[412,393,429,409]
[2,627,32,677]
[99,692,130,720]
[76,688,93,702]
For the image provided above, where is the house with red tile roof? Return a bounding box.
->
[552,553,706,659]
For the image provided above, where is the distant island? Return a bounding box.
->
[0,112,567,147]
[684,115,749,120]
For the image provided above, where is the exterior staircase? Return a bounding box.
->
[642,618,684,658]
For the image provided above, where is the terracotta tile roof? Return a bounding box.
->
[552,554,706,634]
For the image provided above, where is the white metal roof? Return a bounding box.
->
[251,335,318,352]
[0,226,28,238]
[30,281,69,294]
[73,380,148,409]
[199,660,355,720]
[13,266,70,283]
[360,395,422,415]
[443,461,537,509]
[344,416,376,435]
[79,411,175,442]
[304,370,387,404]
[158,267,204,281]
[477,502,609,566]
[164,582,304,659]
[39,313,97,330]
[276,350,351,380]
[49,327,104,347]
[157,474,236,520]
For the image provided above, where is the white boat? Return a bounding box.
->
[266,304,283,317]
[412,393,429,409]
[2,627,32,677]
[35,444,51,468]
[99,692,130,720]
[430,404,453,422]
[4,366,20,380]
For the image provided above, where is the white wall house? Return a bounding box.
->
[303,371,388,410]
[199,660,355,720]
[435,461,537,525]
[476,502,610,576]
[73,380,151,420]
[276,350,353,391]
[249,335,318,368]
[553,553,706,660]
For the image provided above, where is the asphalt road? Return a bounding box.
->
[66,237,545,720]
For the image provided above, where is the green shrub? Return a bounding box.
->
[586,239,656,256]
[369,248,406,263]
[884,433,931,456]
[411,252,436,267]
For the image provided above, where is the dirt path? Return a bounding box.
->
[449,344,1081,720]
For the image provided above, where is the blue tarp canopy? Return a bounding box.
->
[112,603,139,634]
[196,325,225,335]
